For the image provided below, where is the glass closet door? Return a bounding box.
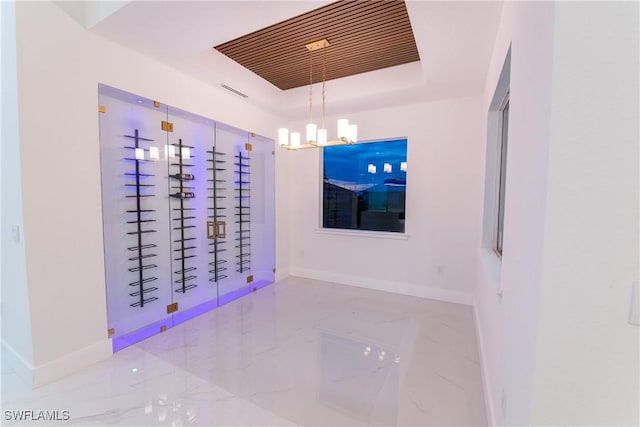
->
[214,123,253,303]
[246,133,275,287]
[99,87,173,342]
[166,108,218,323]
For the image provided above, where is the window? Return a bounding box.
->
[322,138,407,233]
[495,95,509,255]
[482,47,510,259]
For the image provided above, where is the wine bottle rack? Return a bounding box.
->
[170,138,198,293]
[124,129,159,308]
[234,152,251,273]
[207,148,229,282]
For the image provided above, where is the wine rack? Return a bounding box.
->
[170,138,198,293]
[207,148,228,283]
[124,129,159,308]
[234,151,251,273]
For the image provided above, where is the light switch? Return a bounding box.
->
[629,281,639,326]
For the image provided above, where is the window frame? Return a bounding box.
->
[319,137,408,235]
[494,90,510,257]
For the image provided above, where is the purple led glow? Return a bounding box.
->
[112,317,170,352]
[111,280,273,352]
[171,298,218,328]
[218,280,272,306]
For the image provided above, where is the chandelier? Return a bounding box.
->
[278,39,358,150]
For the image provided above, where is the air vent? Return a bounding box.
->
[221,84,248,98]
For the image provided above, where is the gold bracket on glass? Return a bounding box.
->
[98,105,106,113]
[207,221,226,239]
[166,302,178,314]
[245,143,252,151]
[161,120,174,132]
[153,100,161,108]
[107,328,115,337]
[247,275,254,284]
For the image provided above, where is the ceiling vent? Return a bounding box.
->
[221,84,248,98]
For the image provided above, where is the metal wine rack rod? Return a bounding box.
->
[170,139,198,294]
[207,148,228,282]
[234,152,251,273]
[124,129,158,308]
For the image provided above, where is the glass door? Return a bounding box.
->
[98,85,173,346]
[165,108,218,325]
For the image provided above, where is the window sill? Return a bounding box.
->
[314,228,410,240]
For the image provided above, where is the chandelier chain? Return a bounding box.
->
[322,45,326,129]
[309,49,313,124]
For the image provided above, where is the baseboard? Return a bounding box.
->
[275,268,290,283]
[289,267,473,306]
[29,339,112,388]
[1,339,34,387]
[473,299,496,426]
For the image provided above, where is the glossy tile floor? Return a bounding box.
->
[2,277,487,426]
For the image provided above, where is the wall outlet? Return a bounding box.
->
[629,281,639,326]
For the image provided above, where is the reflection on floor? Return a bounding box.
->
[1,277,487,426]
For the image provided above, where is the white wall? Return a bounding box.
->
[11,1,282,387]
[531,2,639,425]
[474,2,555,425]
[475,1,639,426]
[1,0,35,382]
[286,95,485,305]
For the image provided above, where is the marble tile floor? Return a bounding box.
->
[1,277,487,426]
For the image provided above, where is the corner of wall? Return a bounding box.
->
[30,339,112,388]
[3,337,112,389]
[473,297,496,426]
[1,339,34,388]
[290,267,473,306]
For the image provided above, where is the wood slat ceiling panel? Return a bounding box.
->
[213,0,420,90]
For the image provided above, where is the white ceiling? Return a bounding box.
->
[85,1,503,119]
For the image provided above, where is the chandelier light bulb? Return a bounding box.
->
[278,128,289,146]
[317,128,328,145]
[337,119,349,140]
[347,124,358,143]
[290,132,301,148]
[306,123,317,143]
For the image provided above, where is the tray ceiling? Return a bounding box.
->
[214,0,420,91]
